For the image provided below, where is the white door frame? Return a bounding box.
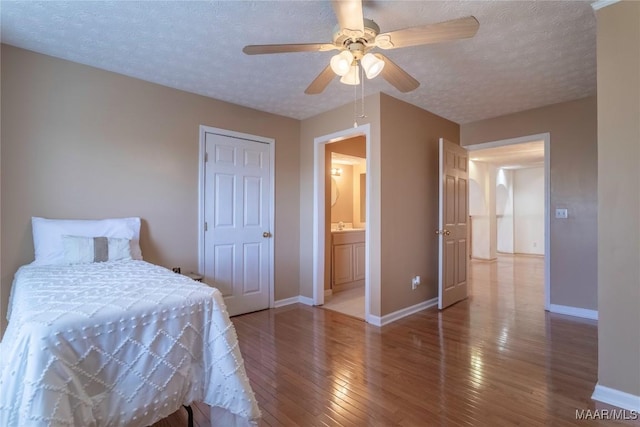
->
[198,125,276,308]
[465,132,551,310]
[313,124,371,321]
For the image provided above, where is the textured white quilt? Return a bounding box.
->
[0,260,260,427]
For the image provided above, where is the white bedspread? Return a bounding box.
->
[0,260,260,427]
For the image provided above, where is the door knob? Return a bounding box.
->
[444,229,451,236]
[435,229,451,236]
[263,231,272,238]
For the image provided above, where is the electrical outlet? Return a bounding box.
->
[411,275,421,290]
[172,267,181,274]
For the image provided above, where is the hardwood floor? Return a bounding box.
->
[156,255,639,426]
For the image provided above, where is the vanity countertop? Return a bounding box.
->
[331,228,366,234]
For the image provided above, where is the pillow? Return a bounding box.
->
[31,217,143,266]
[62,235,132,264]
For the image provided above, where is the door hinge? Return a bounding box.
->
[204,222,208,231]
[204,152,208,162]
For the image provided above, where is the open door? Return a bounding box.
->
[438,138,469,309]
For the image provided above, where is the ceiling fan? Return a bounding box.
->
[243,0,479,95]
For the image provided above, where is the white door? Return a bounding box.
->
[203,131,271,316]
[438,138,469,309]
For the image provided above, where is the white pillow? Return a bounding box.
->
[31,217,143,266]
[62,235,132,264]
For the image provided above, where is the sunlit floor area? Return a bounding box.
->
[155,255,638,426]
[321,286,365,320]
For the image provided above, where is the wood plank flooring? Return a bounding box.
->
[155,255,639,426]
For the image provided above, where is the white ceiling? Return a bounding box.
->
[0,1,597,124]
[469,140,545,169]
[332,152,366,166]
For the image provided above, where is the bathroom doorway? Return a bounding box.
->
[323,148,367,318]
[312,124,371,321]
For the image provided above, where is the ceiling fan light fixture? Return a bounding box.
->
[361,53,385,79]
[340,64,360,85]
[330,51,354,76]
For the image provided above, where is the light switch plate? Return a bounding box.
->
[555,208,568,219]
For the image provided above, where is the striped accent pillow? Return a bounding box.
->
[62,235,132,264]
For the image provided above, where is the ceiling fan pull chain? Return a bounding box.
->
[360,64,366,119]
[353,73,358,128]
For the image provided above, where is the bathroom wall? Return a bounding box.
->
[330,164,354,223]
[352,161,366,229]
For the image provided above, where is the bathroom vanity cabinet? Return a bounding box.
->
[332,230,365,291]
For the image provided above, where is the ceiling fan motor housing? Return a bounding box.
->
[332,18,380,54]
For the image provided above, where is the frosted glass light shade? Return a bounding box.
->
[330,51,354,76]
[340,64,360,85]
[361,53,385,79]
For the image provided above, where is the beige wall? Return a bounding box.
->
[0,45,301,335]
[379,93,459,314]
[300,94,382,316]
[328,136,366,226]
[461,96,598,310]
[596,1,640,399]
[301,93,459,317]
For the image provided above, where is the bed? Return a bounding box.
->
[0,217,260,426]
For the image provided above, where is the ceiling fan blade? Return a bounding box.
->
[305,65,336,95]
[243,43,337,55]
[375,54,420,93]
[332,0,365,37]
[375,16,479,50]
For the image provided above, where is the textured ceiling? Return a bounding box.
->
[0,1,597,124]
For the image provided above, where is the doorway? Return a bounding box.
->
[323,149,367,318]
[312,124,371,321]
[465,133,550,310]
[198,125,275,316]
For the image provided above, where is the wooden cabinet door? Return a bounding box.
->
[333,244,353,285]
[353,242,366,281]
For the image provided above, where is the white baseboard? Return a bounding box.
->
[548,304,598,320]
[298,296,314,306]
[273,296,300,308]
[367,297,438,327]
[592,383,640,411]
[274,295,315,308]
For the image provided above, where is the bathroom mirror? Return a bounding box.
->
[331,177,339,207]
